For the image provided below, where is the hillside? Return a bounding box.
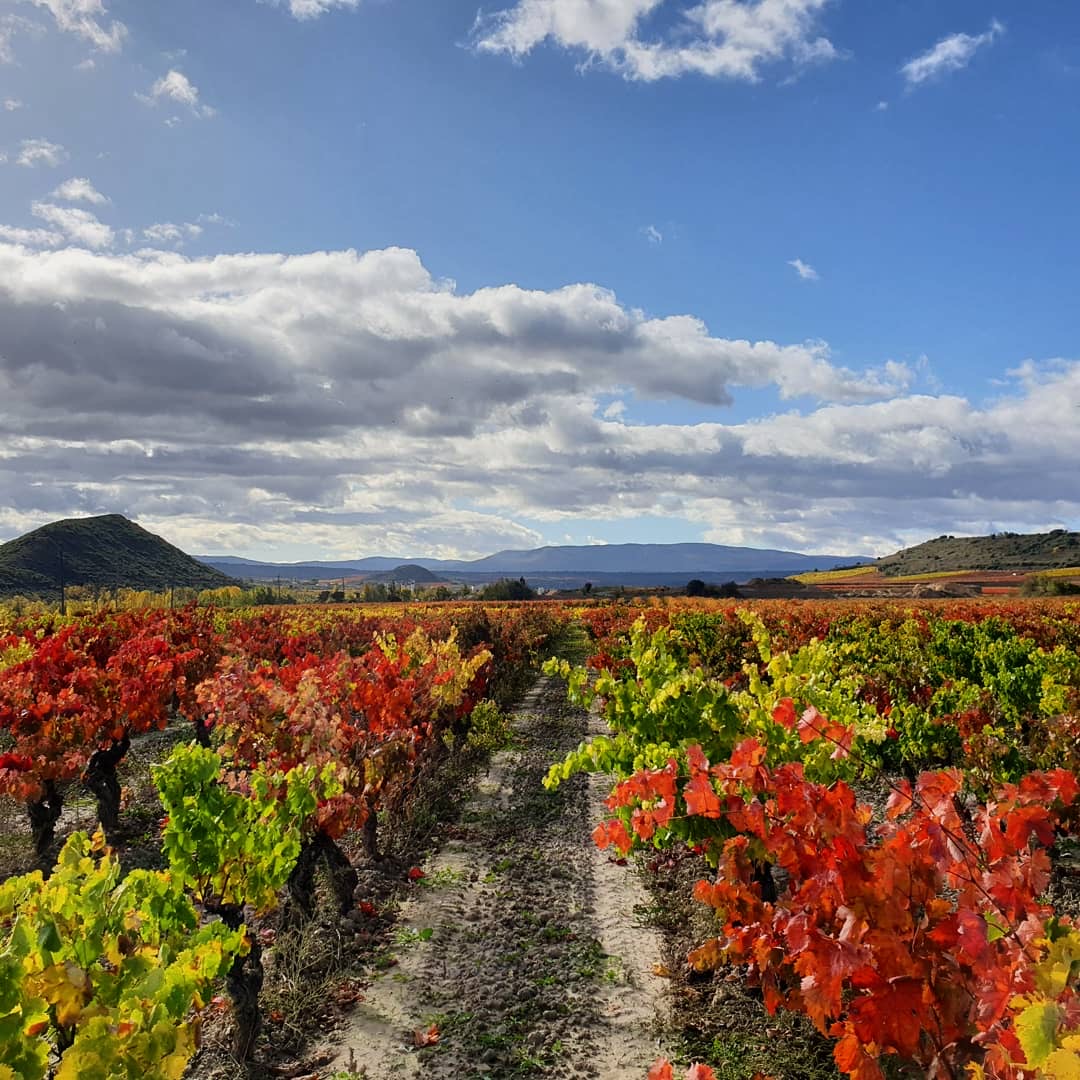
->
[876,529,1080,576]
[0,515,236,598]
[364,564,441,584]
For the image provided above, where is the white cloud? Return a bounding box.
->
[16,138,68,167]
[1,241,1074,559]
[0,13,41,63]
[902,19,1004,87]
[23,0,127,53]
[142,222,203,246]
[875,99,888,111]
[788,257,818,281]
[473,0,840,82]
[0,223,63,247]
[139,70,216,118]
[51,176,109,204]
[30,201,113,248]
[642,224,663,245]
[267,0,363,18]
[3,98,23,111]
[197,212,236,227]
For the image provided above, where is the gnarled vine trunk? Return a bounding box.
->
[217,904,263,1059]
[362,803,381,861]
[320,831,359,914]
[27,780,63,859]
[83,735,130,839]
[284,830,359,925]
[192,713,212,748]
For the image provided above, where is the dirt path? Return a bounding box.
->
[324,674,672,1079]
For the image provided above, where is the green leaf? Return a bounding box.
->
[1016,1001,1060,1068]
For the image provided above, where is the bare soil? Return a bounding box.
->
[319,673,673,1079]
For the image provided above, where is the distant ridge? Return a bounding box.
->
[458,542,870,575]
[876,529,1080,576]
[0,514,236,597]
[198,541,872,586]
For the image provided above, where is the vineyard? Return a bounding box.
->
[0,597,1079,1079]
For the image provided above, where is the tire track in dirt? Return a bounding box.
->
[323,674,670,1079]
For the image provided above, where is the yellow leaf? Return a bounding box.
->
[1044,1047,1080,1080]
[32,962,90,1027]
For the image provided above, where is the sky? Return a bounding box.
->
[0,0,1078,562]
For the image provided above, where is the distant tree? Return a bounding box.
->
[583,582,592,595]
[686,578,740,599]
[480,577,536,601]
[1023,574,1080,597]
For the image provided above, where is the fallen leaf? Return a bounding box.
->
[413,1023,440,1047]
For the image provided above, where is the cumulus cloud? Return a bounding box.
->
[0,240,1075,558]
[16,137,68,167]
[51,176,109,204]
[22,0,127,53]
[902,19,1004,87]
[788,257,818,281]
[3,98,22,111]
[139,70,216,118]
[265,0,363,18]
[642,224,663,244]
[473,0,840,82]
[30,202,113,248]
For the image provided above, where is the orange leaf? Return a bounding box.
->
[648,1061,675,1080]
[885,780,913,820]
[413,1023,440,1047]
[772,698,797,730]
[687,937,725,972]
[686,1067,718,1080]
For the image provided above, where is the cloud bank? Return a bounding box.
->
[0,241,1075,558]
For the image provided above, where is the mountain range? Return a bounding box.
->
[4,514,1078,599]
[198,541,872,588]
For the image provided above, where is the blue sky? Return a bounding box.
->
[0,0,1077,560]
